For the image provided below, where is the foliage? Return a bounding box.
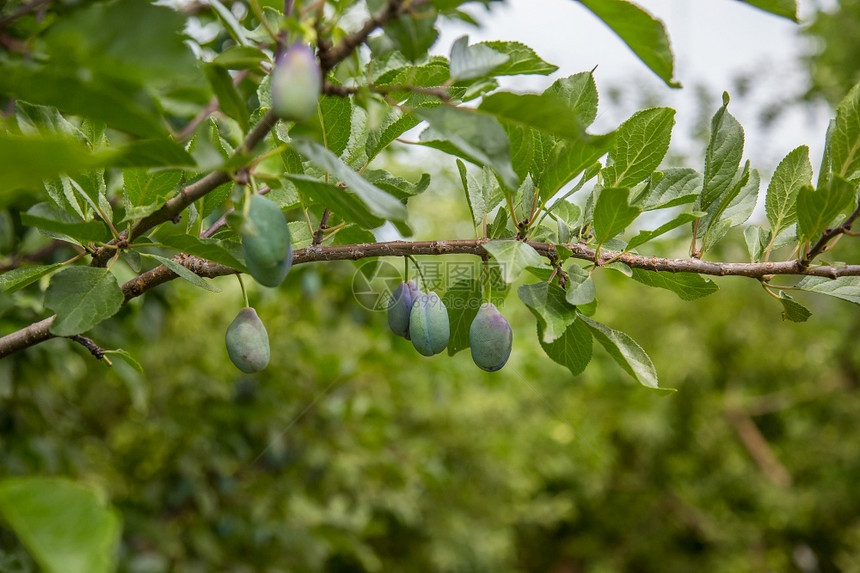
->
[2,0,860,569]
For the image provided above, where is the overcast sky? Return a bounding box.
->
[434,0,836,185]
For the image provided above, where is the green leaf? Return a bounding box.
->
[575,0,678,87]
[538,318,593,376]
[795,276,860,305]
[21,203,110,244]
[203,64,249,132]
[443,278,483,356]
[602,107,675,188]
[123,169,182,219]
[479,92,586,141]
[564,263,596,306]
[0,65,166,138]
[45,267,124,336]
[104,139,197,169]
[633,168,701,211]
[319,95,353,158]
[736,0,797,20]
[0,134,102,194]
[366,108,423,162]
[449,35,510,80]
[593,187,641,244]
[286,174,384,230]
[103,348,144,374]
[744,225,764,262]
[144,254,222,293]
[416,106,519,190]
[546,72,600,129]
[484,240,549,283]
[537,134,615,201]
[0,264,63,294]
[377,9,439,62]
[830,82,860,181]
[292,139,407,221]
[580,315,659,388]
[766,146,813,236]
[626,211,704,251]
[630,269,718,301]
[476,41,558,76]
[796,176,855,245]
[0,477,121,573]
[701,93,744,212]
[721,167,760,226]
[457,162,502,228]
[777,291,811,322]
[518,282,579,342]
[212,45,269,70]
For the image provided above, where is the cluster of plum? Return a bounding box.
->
[386,281,513,372]
[223,43,513,374]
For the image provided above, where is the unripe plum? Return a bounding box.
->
[226,307,270,373]
[409,291,450,356]
[271,43,322,122]
[387,280,419,339]
[241,194,292,288]
[469,302,512,372]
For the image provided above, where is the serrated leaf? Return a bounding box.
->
[443,278,482,356]
[45,267,124,336]
[366,107,423,162]
[538,134,615,201]
[777,291,811,322]
[319,95,353,158]
[633,167,701,211]
[123,169,182,214]
[518,282,578,342]
[449,35,510,80]
[602,107,675,188]
[830,82,860,181]
[0,134,101,193]
[593,187,641,244]
[479,92,586,141]
[416,106,519,190]
[575,0,678,87]
[797,176,855,246]
[565,263,596,306]
[744,225,764,262]
[286,174,385,230]
[484,240,548,283]
[144,254,222,293]
[630,268,718,300]
[293,139,407,221]
[795,276,860,305]
[0,477,121,573]
[546,72,600,128]
[477,41,558,76]
[765,145,813,236]
[0,264,63,294]
[626,211,704,251]
[580,315,659,388]
[21,203,110,244]
[721,167,760,226]
[377,9,439,62]
[538,318,592,376]
[458,161,502,228]
[701,93,744,212]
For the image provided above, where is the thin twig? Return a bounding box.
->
[69,335,112,365]
[313,208,331,245]
[802,201,860,267]
[323,81,451,102]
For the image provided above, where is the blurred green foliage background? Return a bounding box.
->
[3,178,860,572]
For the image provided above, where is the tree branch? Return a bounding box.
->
[5,238,860,359]
[323,81,451,102]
